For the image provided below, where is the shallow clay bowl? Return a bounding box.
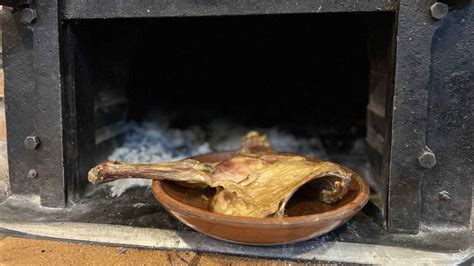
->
[152,151,369,245]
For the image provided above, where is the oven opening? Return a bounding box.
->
[69,13,394,216]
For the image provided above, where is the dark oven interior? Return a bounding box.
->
[68,13,395,210]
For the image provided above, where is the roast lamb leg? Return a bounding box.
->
[88,131,353,218]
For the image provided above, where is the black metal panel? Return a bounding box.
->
[365,12,396,199]
[386,0,440,234]
[422,4,472,227]
[3,10,39,195]
[60,0,398,19]
[33,0,67,207]
[61,22,81,203]
[67,20,138,198]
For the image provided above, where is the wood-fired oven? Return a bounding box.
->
[0,0,472,263]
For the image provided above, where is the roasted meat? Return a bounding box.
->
[88,131,352,218]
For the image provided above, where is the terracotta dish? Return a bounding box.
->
[152,151,369,245]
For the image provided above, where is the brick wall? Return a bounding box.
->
[0,7,9,202]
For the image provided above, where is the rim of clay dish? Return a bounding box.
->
[152,151,370,227]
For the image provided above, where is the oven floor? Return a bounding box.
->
[0,185,471,264]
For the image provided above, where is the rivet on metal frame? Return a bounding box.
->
[24,135,40,150]
[418,146,437,168]
[20,8,37,24]
[439,191,451,200]
[430,2,449,20]
[27,169,38,179]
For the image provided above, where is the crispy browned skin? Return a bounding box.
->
[88,131,352,218]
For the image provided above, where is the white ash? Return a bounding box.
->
[106,120,327,197]
[133,203,147,208]
[206,120,327,159]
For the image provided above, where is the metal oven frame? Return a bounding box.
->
[1,0,472,254]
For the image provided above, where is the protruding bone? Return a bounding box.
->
[88,159,216,185]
